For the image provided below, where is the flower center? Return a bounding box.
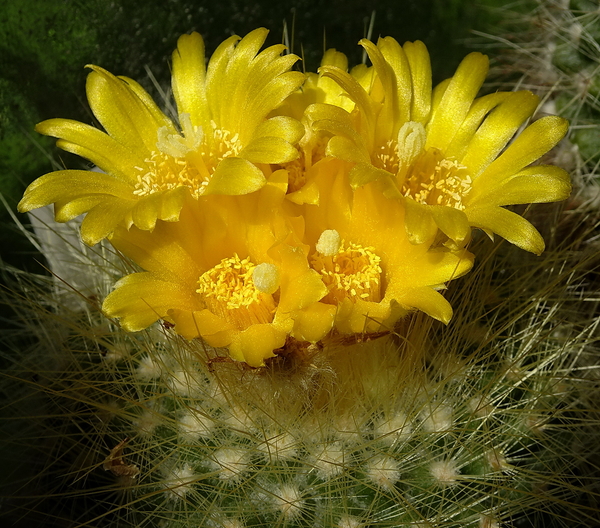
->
[133,150,206,198]
[284,136,328,194]
[196,255,277,330]
[402,148,472,210]
[374,139,400,174]
[133,117,243,199]
[311,230,382,304]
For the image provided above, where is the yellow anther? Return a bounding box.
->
[197,255,276,330]
[311,240,382,304]
[133,120,243,199]
[402,148,472,210]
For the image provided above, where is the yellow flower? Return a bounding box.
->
[311,37,571,254]
[102,171,328,367]
[18,29,305,245]
[288,159,474,336]
[269,49,355,207]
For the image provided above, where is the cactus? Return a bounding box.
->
[489,0,600,169]
[2,17,600,528]
[1,198,598,527]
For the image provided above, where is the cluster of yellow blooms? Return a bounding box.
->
[19,29,571,366]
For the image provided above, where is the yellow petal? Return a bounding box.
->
[403,198,438,245]
[426,52,489,151]
[444,92,511,160]
[319,65,375,131]
[254,116,305,144]
[472,166,571,207]
[379,37,413,124]
[475,116,569,187]
[203,157,266,195]
[171,308,235,343]
[54,196,107,222]
[18,170,132,212]
[80,199,135,245]
[159,187,188,222]
[85,65,174,152]
[335,298,392,334]
[35,119,144,183]
[239,136,299,164]
[130,192,163,231]
[172,32,210,130]
[466,206,545,255]
[291,302,336,342]
[103,272,197,331]
[328,137,370,164]
[431,78,451,114]
[429,206,471,245]
[460,91,540,178]
[398,287,454,324]
[348,163,398,193]
[228,324,285,367]
[403,40,432,124]
[206,35,241,124]
[388,247,473,290]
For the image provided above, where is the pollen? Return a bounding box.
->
[197,255,276,330]
[133,120,243,199]
[402,148,472,209]
[311,239,382,304]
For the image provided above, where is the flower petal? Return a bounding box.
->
[203,157,266,195]
[103,272,199,331]
[35,119,144,183]
[172,32,210,129]
[403,198,438,245]
[460,91,540,178]
[472,166,571,207]
[171,309,235,343]
[475,116,569,187]
[426,52,489,151]
[429,206,471,245]
[444,92,510,160]
[403,40,432,124]
[466,206,545,255]
[80,199,136,245]
[239,136,299,164]
[228,324,285,367]
[18,170,133,212]
[291,302,336,342]
[254,116,305,144]
[398,287,454,324]
[86,65,174,152]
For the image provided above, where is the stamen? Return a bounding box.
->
[197,255,276,330]
[402,148,472,210]
[133,119,243,199]
[311,239,382,304]
[374,140,400,174]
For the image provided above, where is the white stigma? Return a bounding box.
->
[252,263,280,294]
[156,113,204,158]
[397,121,426,166]
[316,229,341,256]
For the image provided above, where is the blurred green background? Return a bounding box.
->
[0,0,510,272]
